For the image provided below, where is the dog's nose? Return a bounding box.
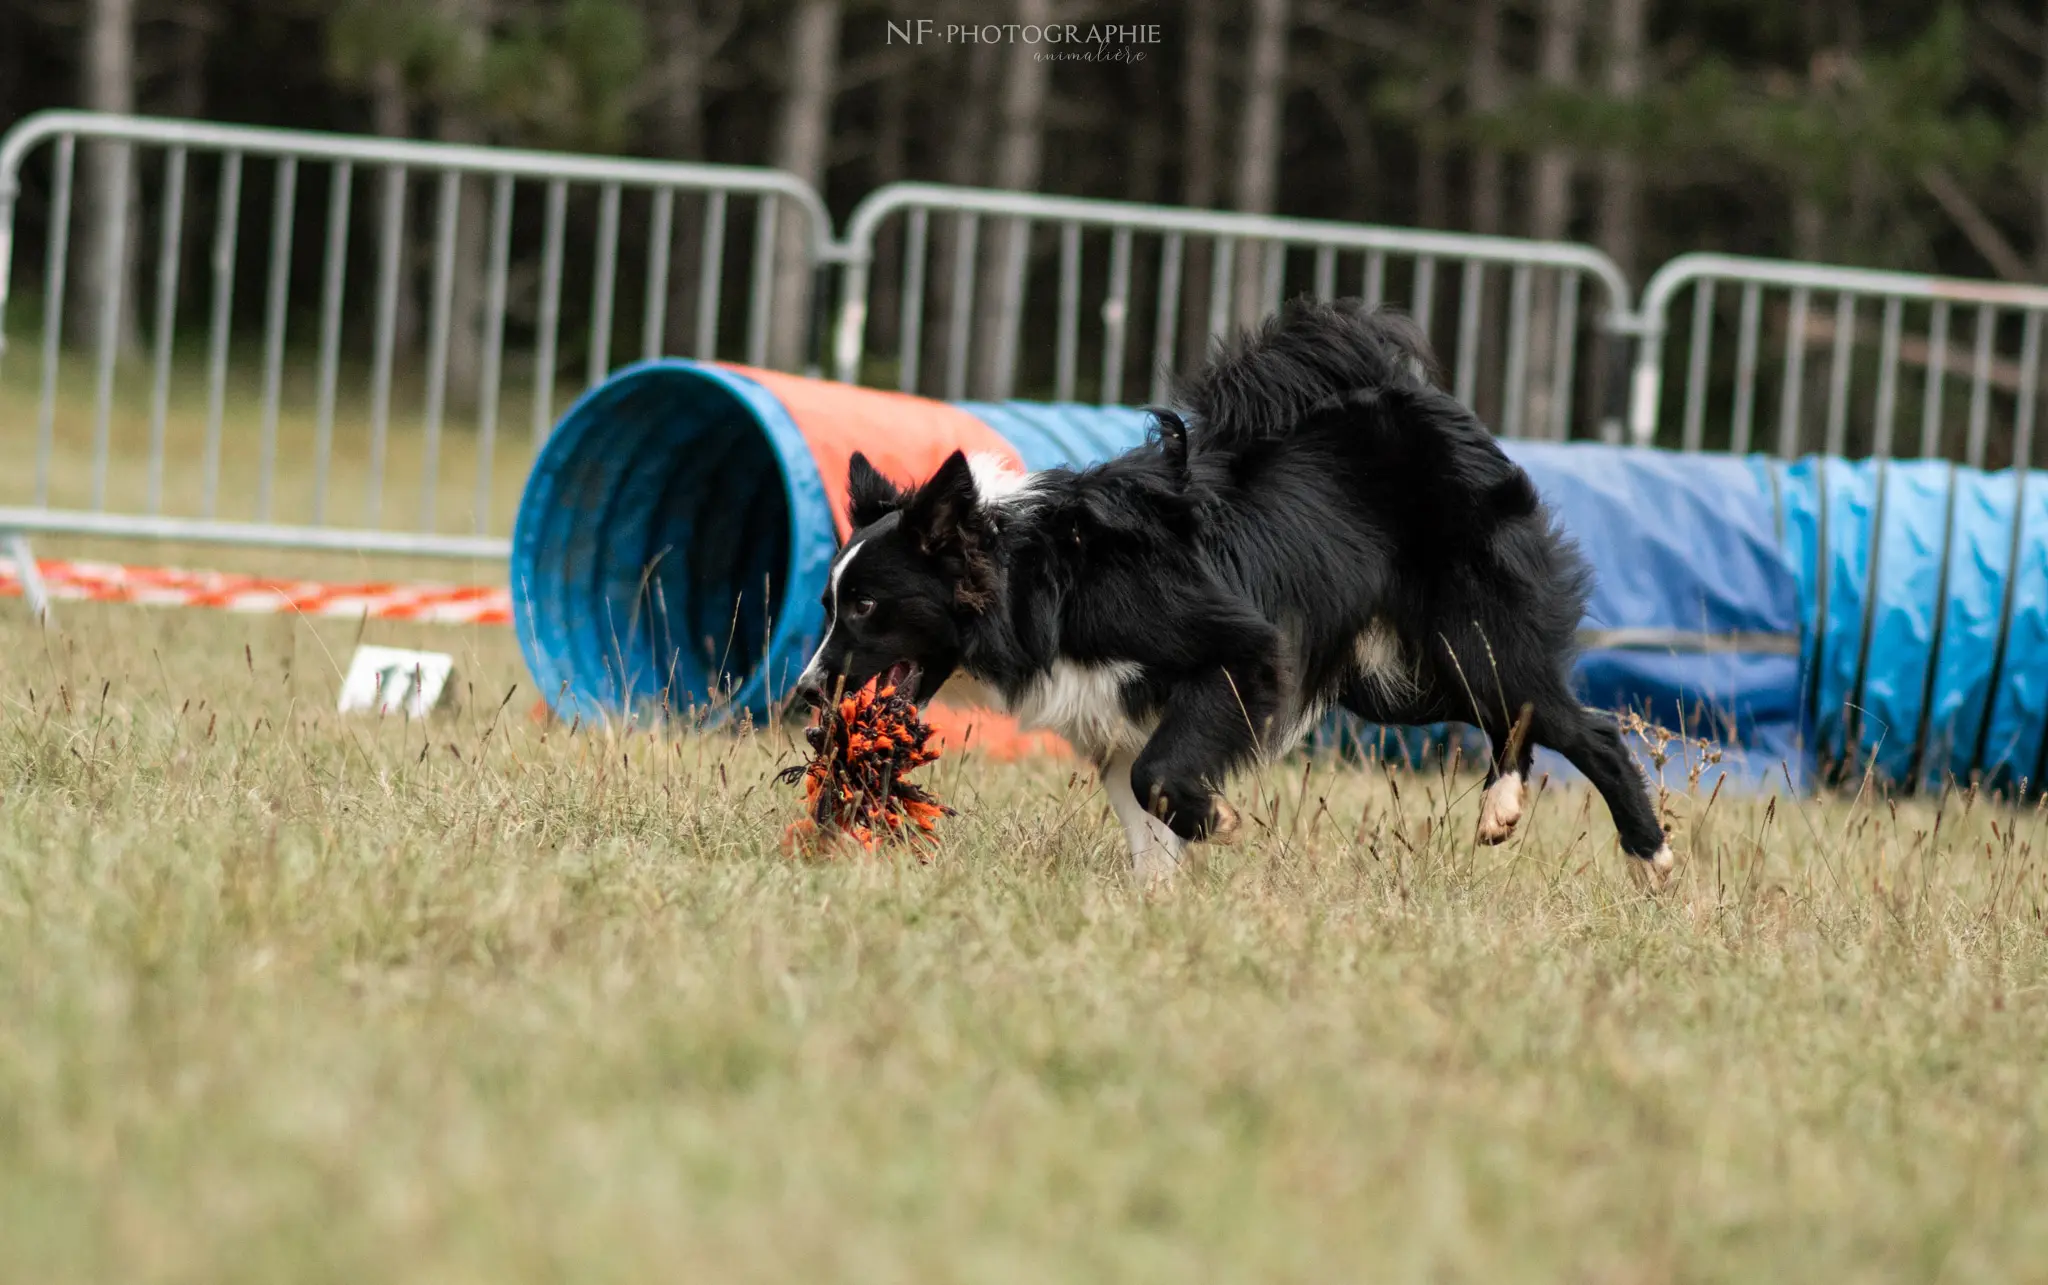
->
[794,675,829,708]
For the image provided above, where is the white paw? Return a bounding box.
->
[1475,772,1524,845]
[1206,796,1241,846]
[1627,843,1677,894]
[1132,845,1180,886]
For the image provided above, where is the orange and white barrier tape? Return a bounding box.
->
[0,556,1072,758]
[0,557,512,624]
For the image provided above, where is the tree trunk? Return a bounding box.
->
[1525,0,1585,437]
[974,0,1053,396]
[1793,0,1828,263]
[1596,0,1646,277]
[436,0,491,408]
[158,2,215,342]
[438,114,489,409]
[432,0,491,407]
[869,65,912,363]
[77,0,140,357]
[1468,0,1506,238]
[648,0,711,162]
[1417,127,1448,232]
[1124,48,1166,204]
[2036,0,2048,279]
[1231,0,1291,329]
[0,3,19,126]
[922,39,999,392]
[1182,0,1219,208]
[1588,0,1646,444]
[769,0,842,371]
[648,0,712,353]
[1461,0,1507,419]
[990,0,1051,197]
[165,1,214,119]
[1792,197,1825,261]
[368,56,421,355]
[1178,0,1219,371]
[1529,0,1584,244]
[920,40,990,391]
[943,39,998,189]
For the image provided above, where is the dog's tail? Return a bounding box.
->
[1297,384,1540,535]
[1174,298,1441,451]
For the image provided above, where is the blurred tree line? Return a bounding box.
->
[2,0,2045,391]
[5,0,2041,278]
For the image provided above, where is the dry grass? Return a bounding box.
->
[2,598,2046,1283]
[3,337,2046,1278]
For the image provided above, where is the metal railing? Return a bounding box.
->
[16,111,2048,600]
[1630,253,2048,467]
[832,182,1635,441]
[0,110,834,563]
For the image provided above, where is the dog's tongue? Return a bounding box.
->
[884,660,917,694]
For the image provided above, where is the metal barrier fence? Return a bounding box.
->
[1630,253,2048,467]
[0,110,833,575]
[17,111,2048,605]
[831,182,1635,441]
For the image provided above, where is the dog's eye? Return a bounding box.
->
[846,596,877,620]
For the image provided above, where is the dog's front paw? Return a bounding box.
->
[1131,844,1180,886]
[1626,843,1678,894]
[1207,796,1241,845]
[1142,778,1229,843]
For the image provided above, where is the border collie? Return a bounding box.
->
[794,299,1673,887]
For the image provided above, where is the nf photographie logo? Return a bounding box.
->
[887,20,1162,61]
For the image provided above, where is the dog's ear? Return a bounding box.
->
[1145,407,1191,485]
[904,450,998,610]
[847,451,902,530]
[903,450,981,555]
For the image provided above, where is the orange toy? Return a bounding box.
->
[778,677,953,856]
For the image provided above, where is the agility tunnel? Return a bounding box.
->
[510,359,2048,793]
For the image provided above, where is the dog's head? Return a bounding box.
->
[793,449,1002,708]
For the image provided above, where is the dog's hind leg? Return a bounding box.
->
[1531,699,1674,888]
[1338,676,1530,844]
[1102,750,1184,884]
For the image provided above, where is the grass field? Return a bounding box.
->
[4,344,2047,1279]
[2,597,2046,1283]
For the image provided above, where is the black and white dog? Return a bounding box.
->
[794,299,1672,886]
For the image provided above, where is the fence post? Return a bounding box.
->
[833,250,871,384]
[4,532,52,625]
[1623,314,1663,447]
[804,261,836,380]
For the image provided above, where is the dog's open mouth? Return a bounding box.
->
[882,660,920,695]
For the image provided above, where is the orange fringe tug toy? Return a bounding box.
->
[778,676,953,855]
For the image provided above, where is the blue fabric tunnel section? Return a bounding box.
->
[953,401,1157,472]
[1779,457,2048,792]
[1509,445,1805,790]
[510,361,2048,793]
[511,361,834,725]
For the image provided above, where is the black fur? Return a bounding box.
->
[797,298,1666,864]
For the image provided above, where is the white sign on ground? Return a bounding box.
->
[338,645,456,719]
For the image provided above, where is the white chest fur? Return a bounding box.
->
[996,659,1150,760]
